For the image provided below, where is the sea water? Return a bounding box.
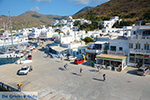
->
[0,43,37,66]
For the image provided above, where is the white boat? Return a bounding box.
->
[0,52,24,58]
[15,59,32,64]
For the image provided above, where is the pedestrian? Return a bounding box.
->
[65,63,68,70]
[103,74,106,81]
[80,68,83,76]
[61,57,63,62]
[64,64,67,71]
[30,65,33,71]
[17,83,22,92]
[97,66,100,72]
[64,63,68,71]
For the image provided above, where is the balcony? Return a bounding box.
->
[130,49,150,55]
[131,36,150,40]
[86,48,102,54]
[108,51,127,56]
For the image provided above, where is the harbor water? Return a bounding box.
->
[0,43,37,66]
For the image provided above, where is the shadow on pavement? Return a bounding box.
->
[58,67,64,71]
[70,62,75,64]
[89,69,98,72]
[127,69,138,76]
[71,72,80,76]
[82,62,91,66]
[93,78,103,81]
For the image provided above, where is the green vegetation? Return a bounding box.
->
[82,37,94,44]
[73,0,150,23]
[55,29,63,34]
[113,21,135,28]
[74,20,81,26]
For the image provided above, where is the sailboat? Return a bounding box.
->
[0,11,25,58]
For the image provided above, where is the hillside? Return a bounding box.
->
[0,11,64,30]
[75,6,93,15]
[73,0,150,22]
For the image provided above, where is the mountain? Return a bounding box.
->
[0,11,65,30]
[75,6,93,15]
[73,0,150,22]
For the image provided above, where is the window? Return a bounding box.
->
[144,44,150,50]
[129,57,135,63]
[136,43,140,49]
[119,47,123,51]
[110,46,116,51]
[143,30,150,36]
[144,59,150,64]
[129,43,133,49]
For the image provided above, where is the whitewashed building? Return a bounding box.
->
[128,25,150,67]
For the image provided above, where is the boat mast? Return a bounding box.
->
[9,11,14,49]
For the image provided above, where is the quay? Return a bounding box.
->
[0,42,150,100]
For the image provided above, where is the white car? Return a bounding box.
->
[68,56,77,61]
[18,65,31,75]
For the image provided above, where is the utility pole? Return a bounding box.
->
[9,11,14,49]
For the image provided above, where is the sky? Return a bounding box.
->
[0,0,109,16]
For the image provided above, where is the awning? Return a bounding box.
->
[50,46,68,52]
[96,54,127,61]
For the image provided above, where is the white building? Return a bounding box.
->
[99,16,121,28]
[128,25,150,67]
[86,41,109,60]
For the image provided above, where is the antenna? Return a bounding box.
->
[9,11,14,49]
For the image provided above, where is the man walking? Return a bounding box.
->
[103,74,106,81]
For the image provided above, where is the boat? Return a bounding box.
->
[0,51,24,58]
[15,59,32,64]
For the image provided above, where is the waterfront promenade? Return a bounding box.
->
[0,42,150,100]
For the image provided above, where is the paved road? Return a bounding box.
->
[0,45,150,100]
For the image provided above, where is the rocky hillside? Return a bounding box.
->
[73,0,150,22]
[0,11,64,30]
[75,6,93,15]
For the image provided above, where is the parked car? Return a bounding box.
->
[74,59,84,64]
[18,65,31,75]
[68,56,77,61]
[137,66,149,76]
[27,55,32,60]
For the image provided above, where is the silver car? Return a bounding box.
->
[137,66,149,76]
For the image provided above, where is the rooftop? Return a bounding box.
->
[50,46,68,52]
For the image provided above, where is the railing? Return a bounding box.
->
[86,48,102,54]
[131,36,150,40]
[130,49,150,54]
[108,51,126,56]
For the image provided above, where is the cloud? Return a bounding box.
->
[69,0,109,5]
[31,0,52,2]
[31,6,40,11]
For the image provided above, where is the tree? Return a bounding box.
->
[74,20,81,26]
[99,24,104,29]
[82,37,94,44]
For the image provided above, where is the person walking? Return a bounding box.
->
[97,66,101,72]
[60,57,63,62]
[64,63,68,70]
[80,68,83,76]
[103,74,106,81]
[30,65,33,72]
